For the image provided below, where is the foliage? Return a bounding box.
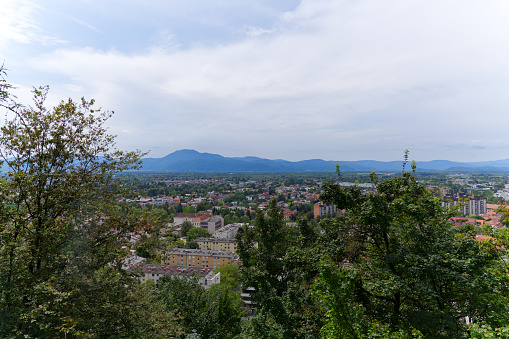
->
[469,323,509,338]
[181,220,193,237]
[153,276,244,339]
[214,263,241,289]
[186,227,212,242]
[236,201,324,338]
[237,165,509,338]
[317,166,509,337]
[0,85,180,337]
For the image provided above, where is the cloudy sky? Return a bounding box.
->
[1,0,509,162]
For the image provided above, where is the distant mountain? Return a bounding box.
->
[139,150,509,172]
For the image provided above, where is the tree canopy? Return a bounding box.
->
[237,166,509,338]
[153,276,244,339]
[0,81,180,337]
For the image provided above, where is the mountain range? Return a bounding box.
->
[139,150,509,172]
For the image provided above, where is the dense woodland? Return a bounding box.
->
[2,69,509,338]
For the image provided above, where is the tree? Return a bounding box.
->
[186,241,200,249]
[154,276,244,339]
[316,166,509,337]
[0,85,180,337]
[183,205,197,213]
[181,220,193,237]
[186,227,211,242]
[176,202,184,213]
[236,201,324,338]
[214,263,240,289]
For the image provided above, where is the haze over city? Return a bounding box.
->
[2,0,509,162]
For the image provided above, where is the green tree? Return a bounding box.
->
[0,85,180,337]
[214,263,240,289]
[154,276,244,339]
[183,205,197,213]
[236,201,324,338]
[316,167,509,337]
[186,227,212,242]
[181,220,193,237]
[186,241,200,249]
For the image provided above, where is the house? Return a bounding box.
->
[282,210,295,220]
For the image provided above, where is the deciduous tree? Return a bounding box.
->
[316,166,509,337]
[0,84,180,337]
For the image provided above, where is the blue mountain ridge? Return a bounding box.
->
[139,149,509,172]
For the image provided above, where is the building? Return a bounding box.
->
[194,237,237,252]
[132,264,220,288]
[283,210,295,220]
[173,212,206,225]
[314,201,338,220]
[174,213,224,234]
[213,223,243,239]
[162,248,239,269]
[240,287,257,315]
[199,215,224,233]
[442,194,487,216]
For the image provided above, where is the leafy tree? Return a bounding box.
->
[186,241,200,249]
[181,220,193,237]
[316,167,509,337]
[197,202,213,212]
[236,201,324,338]
[176,203,184,213]
[151,205,170,222]
[214,263,240,289]
[186,227,212,242]
[0,84,180,337]
[154,276,244,339]
[183,205,197,213]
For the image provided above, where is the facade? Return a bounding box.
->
[213,223,243,239]
[174,213,224,234]
[162,248,239,269]
[283,210,296,220]
[240,287,257,315]
[200,215,224,233]
[194,237,237,252]
[313,201,338,220]
[133,264,220,288]
[442,194,487,216]
[173,213,204,225]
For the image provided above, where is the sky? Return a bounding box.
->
[2,0,509,162]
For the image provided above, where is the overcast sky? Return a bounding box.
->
[2,0,509,162]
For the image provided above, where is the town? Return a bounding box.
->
[120,171,509,319]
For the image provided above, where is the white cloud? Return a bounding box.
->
[69,17,101,34]
[243,25,276,37]
[6,0,509,161]
[149,30,181,54]
[0,0,67,48]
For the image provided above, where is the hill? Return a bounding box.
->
[139,150,509,172]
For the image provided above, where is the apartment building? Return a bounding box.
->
[133,264,220,288]
[213,223,243,239]
[442,194,487,215]
[314,201,338,219]
[162,248,238,269]
[174,213,224,233]
[194,237,237,252]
